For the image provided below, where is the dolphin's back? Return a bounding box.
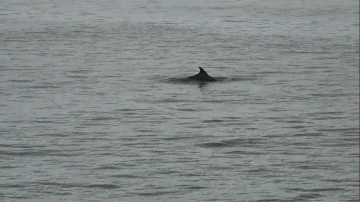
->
[188,67,216,81]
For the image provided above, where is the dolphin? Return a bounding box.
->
[188,67,216,82]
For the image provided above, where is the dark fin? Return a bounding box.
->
[198,67,209,76]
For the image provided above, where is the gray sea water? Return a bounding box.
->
[0,0,359,201]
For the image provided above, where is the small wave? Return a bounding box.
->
[197,138,266,148]
[291,132,324,137]
[184,186,208,190]
[87,184,119,189]
[28,85,61,89]
[202,119,227,123]
[135,190,178,197]
[227,150,265,155]
[109,174,140,179]
[228,76,259,81]
[0,149,81,157]
[288,193,323,201]
[8,79,33,83]
[87,116,117,121]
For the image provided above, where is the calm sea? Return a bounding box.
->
[0,0,359,201]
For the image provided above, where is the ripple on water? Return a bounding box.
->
[196,137,267,148]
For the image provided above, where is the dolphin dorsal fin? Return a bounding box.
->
[198,67,209,76]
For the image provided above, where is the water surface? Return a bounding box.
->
[0,0,359,201]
